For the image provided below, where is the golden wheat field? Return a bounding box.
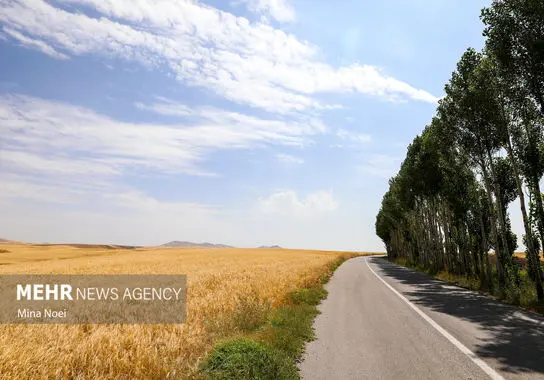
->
[0,243,368,379]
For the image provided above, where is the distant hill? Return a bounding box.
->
[258,245,282,249]
[161,241,234,248]
[34,243,139,250]
[0,238,22,244]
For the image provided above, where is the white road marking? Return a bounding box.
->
[365,257,505,380]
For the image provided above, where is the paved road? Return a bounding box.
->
[299,256,544,380]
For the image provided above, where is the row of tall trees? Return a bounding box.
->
[375,0,544,300]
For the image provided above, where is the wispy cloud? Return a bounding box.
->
[275,153,304,164]
[337,128,372,142]
[1,94,325,181]
[1,150,120,176]
[0,172,219,221]
[258,189,338,216]
[233,0,296,23]
[359,154,402,179]
[0,0,439,115]
[135,97,327,139]
[1,26,69,59]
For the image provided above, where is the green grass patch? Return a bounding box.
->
[200,255,355,380]
[256,300,318,360]
[200,338,297,380]
[286,285,327,306]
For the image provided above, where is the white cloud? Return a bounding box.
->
[1,173,98,205]
[0,177,225,246]
[135,98,194,118]
[1,94,325,179]
[258,190,338,216]
[0,173,174,212]
[234,0,296,23]
[1,150,119,176]
[275,153,303,164]
[1,26,69,59]
[0,0,439,114]
[360,154,402,178]
[137,96,327,138]
[337,128,372,142]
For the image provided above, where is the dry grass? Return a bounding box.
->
[513,252,544,261]
[0,243,370,379]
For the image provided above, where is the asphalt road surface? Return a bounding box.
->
[299,256,544,380]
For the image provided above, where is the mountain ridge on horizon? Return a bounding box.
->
[1,238,285,250]
[161,240,235,248]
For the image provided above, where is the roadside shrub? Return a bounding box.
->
[287,286,326,306]
[262,304,317,358]
[200,338,297,380]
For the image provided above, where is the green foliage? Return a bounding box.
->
[376,0,544,301]
[260,304,318,359]
[482,0,544,115]
[200,338,297,380]
[287,286,327,306]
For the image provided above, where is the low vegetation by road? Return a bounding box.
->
[392,253,544,315]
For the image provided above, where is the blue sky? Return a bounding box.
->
[0,0,492,250]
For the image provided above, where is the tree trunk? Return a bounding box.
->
[531,176,544,270]
[486,149,511,259]
[505,140,544,300]
[479,204,493,292]
[480,161,506,288]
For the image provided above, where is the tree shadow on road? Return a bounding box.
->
[369,257,544,376]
